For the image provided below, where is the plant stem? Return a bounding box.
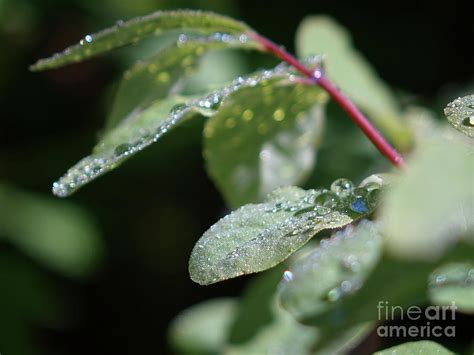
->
[249,32,405,169]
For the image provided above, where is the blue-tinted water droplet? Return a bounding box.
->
[349,198,369,214]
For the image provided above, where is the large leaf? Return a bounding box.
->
[278,220,383,319]
[296,16,411,150]
[168,298,238,355]
[381,137,474,261]
[30,10,253,71]
[189,174,386,285]
[105,36,256,132]
[52,63,295,197]
[0,183,103,277]
[375,341,452,355]
[204,76,327,207]
[429,262,474,313]
[444,94,474,138]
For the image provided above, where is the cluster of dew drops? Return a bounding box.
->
[268,175,384,219]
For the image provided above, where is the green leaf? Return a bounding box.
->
[105,37,256,132]
[226,268,317,355]
[189,174,386,285]
[295,16,412,150]
[52,63,304,197]
[226,267,370,354]
[429,262,474,313]
[0,252,63,355]
[297,240,474,330]
[375,340,452,355]
[444,94,474,138]
[204,76,327,207]
[0,183,103,277]
[168,298,238,355]
[30,10,253,71]
[381,138,474,261]
[228,266,285,344]
[279,220,383,318]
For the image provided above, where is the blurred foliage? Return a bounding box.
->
[1,0,473,354]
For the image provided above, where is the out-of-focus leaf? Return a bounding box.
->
[52,62,299,197]
[30,10,253,71]
[226,268,317,355]
[0,252,63,355]
[228,266,284,344]
[279,220,383,318]
[204,76,327,207]
[298,240,474,330]
[444,94,474,138]
[375,340,452,355]
[168,298,237,355]
[105,37,255,132]
[429,262,474,313]
[381,138,474,261]
[226,303,316,355]
[189,175,387,285]
[295,16,411,150]
[0,183,103,277]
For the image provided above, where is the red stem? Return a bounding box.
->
[249,32,405,169]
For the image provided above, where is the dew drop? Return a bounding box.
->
[283,270,294,282]
[273,108,285,121]
[340,280,353,293]
[242,109,254,122]
[326,287,342,302]
[157,71,170,83]
[114,143,132,156]
[331,178,354,196]
[315,191,339,208]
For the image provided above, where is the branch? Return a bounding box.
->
[249,32,405,169]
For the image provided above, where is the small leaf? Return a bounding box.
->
[296,16,411,149]
[204,74,328,207]
[278,220,383,318]
[0,183,103,277]
[429,262,474,313]
[189,174,386,285]
[375,340,452,355]
[30,10,253,71]
[381,138,474,261]
[52,62,303,197]
[168,298,238,355]
[444,94,474,138]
